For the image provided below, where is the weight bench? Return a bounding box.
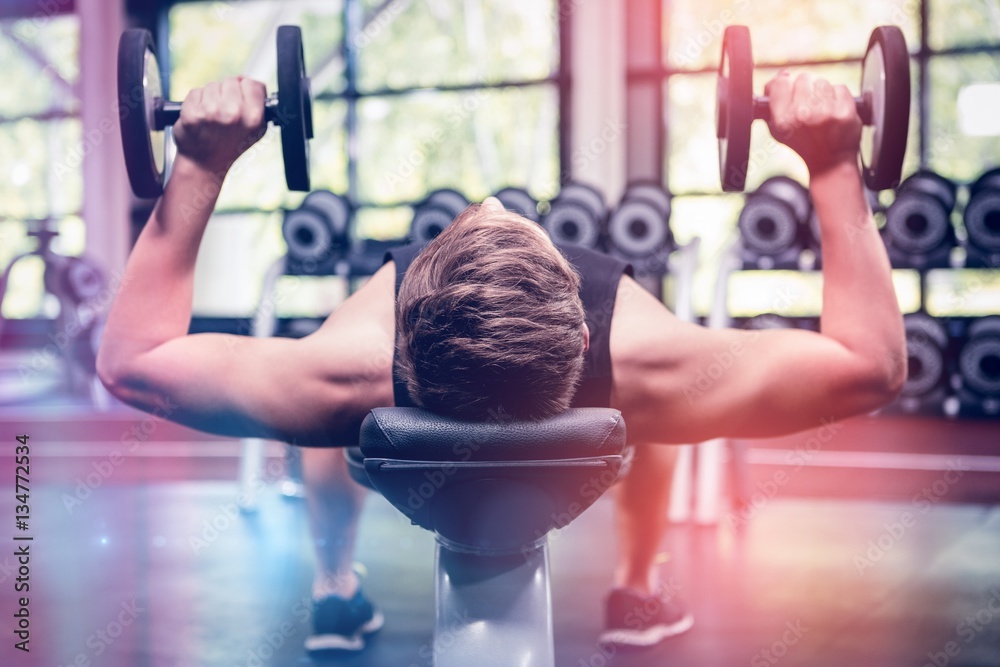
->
[346,407,626,667]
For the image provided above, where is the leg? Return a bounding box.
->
[602,444,693,647]
[300,447,368,599]
[300,447,385,652]
[613,443,677,594]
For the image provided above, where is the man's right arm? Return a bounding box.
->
[97,77,395,445]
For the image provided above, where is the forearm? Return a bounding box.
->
[811,160,906,390]
[99,157,225,373]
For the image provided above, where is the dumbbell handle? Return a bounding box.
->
[752,92,873,126]
[154,94,281,130]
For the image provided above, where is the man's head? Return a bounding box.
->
[396,198,588,422]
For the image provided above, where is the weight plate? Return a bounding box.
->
[283,207,332,262]
[717,25,754,192]
[743,314,795,330]
[411,204,456,244]
[425,189,470,218]
[118,29,166,198]
[623,181,671,219]
[302,190,351,242]
[970,317,1000,338]
[964,191,1000,252]
[543,200,601,249]
[493,187,539,222]
[608,198,670,257]
[970,167,1000,198]
[276,25,311,192]
[884,192,951,254]
[738,195,798,255]
[905,313,949,350]
[756,176,811,223]
[898,170,957,212]
[304,77,314,141]
[959,334,1000,396]
[902,336,946,397]
[557,182,606,223]
[902,314,948,397]
[808,212,823,247]
[860,26,910,191]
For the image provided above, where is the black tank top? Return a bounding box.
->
[385,243,632,409]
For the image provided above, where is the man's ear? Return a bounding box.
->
[582,323,590,354]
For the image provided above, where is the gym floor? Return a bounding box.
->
[2,403,999,667]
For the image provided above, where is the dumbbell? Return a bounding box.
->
[493,187,540,222]
[737,176,811,269]
[118,26,313,199]
[282,190,351,274]
[895,313,950,414]
[425,188,470,218]
[740,314,796,331]
[884,171,957,269]
[717,25,910,192]
[410,189,470,244]
[542,181,606,249]
[963,168,1000,268]
[608,182,673,260]
[739,313,820,333]
[955,317,1000,415]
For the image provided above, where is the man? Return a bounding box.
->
[96,72,906,652]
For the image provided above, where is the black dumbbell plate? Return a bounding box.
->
[717,26,753,192]
[558,182,606,223]
[494,187,539,222]
[860,26,910,191]
[411,204,457,244]
[609,198,670,257]
[118,29,167,198]
[276,25,311,192]
[623,181,671,219]
[425,189,470,218]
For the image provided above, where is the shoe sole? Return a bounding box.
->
[599,613,694,647]
[305,611,385,652]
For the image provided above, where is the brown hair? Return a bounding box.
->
[396,204,586,421]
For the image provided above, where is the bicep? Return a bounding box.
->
[104,263,397,444]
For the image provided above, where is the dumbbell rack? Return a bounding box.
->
[882,170,1000,419]
[668,233,748,525]
[0,221,109,408]
[238,194,404,509]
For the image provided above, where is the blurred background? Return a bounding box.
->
[0,1,999,666]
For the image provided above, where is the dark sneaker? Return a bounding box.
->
[305,589,385,652]
[599,587,694,647]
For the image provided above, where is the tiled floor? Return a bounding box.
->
[1,477,998,667]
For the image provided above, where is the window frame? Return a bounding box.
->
[154,0,572,214]
[126,0,574,331]
[639,0,1000,197]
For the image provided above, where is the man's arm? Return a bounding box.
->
[97,77,395,444]
[612,73,906,444]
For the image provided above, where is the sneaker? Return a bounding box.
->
[599,587,694,647]
[305,589,385,652]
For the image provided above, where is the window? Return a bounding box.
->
[655,0,1000,316]
[0,13,83,320]
[165,0,562,316]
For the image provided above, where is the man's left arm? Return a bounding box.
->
[611,73,906,444]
